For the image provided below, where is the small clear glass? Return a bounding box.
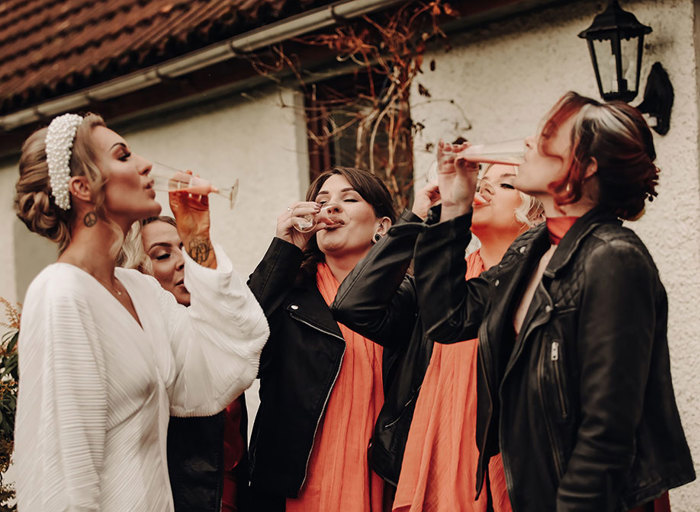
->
[149,162,239,209]
[292,204,342,232]
[456,139,526,166]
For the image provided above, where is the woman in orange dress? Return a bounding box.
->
[248,167,397,512]
[332,161,543,511]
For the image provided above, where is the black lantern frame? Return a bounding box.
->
[578,0,651,102]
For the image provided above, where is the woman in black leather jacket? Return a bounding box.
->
[331,165,543,511]
[412,92,694,511]
[247,167,396,512]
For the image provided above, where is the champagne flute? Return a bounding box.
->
[455,138,526,166]
[149,162,239,209]
[292,204,342,232]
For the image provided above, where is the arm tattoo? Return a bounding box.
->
[187,237,212,264]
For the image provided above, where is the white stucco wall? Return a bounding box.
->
[412,0,700,508]
[0,159,18,304]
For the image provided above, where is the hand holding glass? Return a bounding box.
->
[149,162,239,209]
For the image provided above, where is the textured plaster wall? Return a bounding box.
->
[412,0,700,508]
[0,159,19,304]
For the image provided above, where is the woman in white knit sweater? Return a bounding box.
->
[13,113,269,511]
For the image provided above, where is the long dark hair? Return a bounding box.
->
[299,167,397,280]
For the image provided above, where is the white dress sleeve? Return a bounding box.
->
[15,275,107,511]
[160,242,269,416]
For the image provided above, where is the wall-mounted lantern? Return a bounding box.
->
[579,1,673,135]
[578,0,651,102]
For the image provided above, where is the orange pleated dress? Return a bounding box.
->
[285,263,385,512]
[392,250,512,512]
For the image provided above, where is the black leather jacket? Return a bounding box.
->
[247,238,397,509]
[331,210,433,486]
[411,207,695,511]
[167,395,249,512]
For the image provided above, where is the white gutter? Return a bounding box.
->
[0,0,404,131]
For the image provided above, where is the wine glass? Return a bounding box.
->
[292,204,342,232]
[149,162,239,209]
[455,139,526,166]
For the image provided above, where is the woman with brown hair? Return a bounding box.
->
[412,92,695,511]
[247,167,396,512]
[13,113,268,511]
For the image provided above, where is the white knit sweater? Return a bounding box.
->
[14,244,268,511]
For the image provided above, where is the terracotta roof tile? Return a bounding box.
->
[0,0,330,114]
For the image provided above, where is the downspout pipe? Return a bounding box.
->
[0,0,404,131]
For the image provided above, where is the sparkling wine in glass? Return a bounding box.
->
[456,139,526,166]
[292,204,342,232]
[149,162,239,209]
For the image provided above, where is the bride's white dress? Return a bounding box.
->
[15,245,268,511]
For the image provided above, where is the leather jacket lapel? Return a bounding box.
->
[286,285,345,342]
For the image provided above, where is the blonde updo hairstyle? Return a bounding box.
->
[15,113,109,253]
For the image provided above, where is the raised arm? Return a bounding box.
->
[248,237,304,315]
[413,211,491,343]
[248,200,329,314]
[165,245,269,417]
[331,210,423,348]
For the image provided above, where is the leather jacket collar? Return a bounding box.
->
[545,207,620,278]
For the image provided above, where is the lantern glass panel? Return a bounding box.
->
[620,36,639,93]
[593,38,616,94]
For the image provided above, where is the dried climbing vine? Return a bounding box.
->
[245,0,458,209]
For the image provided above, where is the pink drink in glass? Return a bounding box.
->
[456,139,525,166]
[150,162,238,209]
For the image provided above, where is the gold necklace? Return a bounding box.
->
[91,273,123,297]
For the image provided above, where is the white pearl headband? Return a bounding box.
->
[45,113,83,210]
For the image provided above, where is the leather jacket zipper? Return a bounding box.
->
[477,322,505,498]
[289,313,346,490]
[383,392,417,429]
[537,341,565,479]
[551,341,568,419]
